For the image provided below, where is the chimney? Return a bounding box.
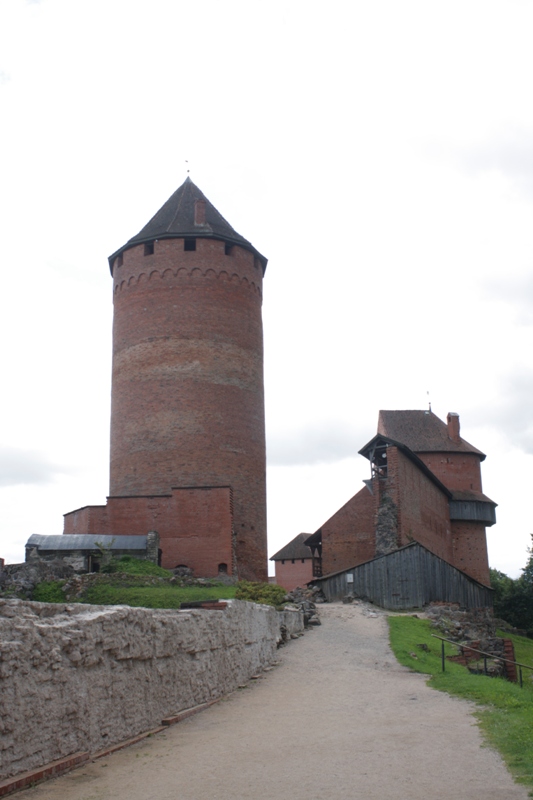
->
[194,199,206,225]
[447,412,460,443]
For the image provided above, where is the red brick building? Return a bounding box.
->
[64,178,268,580]
[270,533,314,591]
[302,410,496,588]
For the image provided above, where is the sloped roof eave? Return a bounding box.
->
[270,533,314,561]
[358,434,452,498]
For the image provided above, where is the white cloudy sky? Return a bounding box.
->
[1,0,532,577]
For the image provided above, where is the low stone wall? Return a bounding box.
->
[0,598,303,780]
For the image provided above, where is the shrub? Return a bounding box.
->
[32,581,65,603]
[234,581,287,607]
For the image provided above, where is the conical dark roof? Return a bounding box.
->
[109,177,267,273]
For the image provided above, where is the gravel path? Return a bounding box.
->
[23,602,529,800]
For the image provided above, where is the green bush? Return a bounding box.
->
[489,538,533,637]
[234,581,287,607]
[32,581,65,603]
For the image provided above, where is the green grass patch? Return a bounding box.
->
[388,615,533,793]
[80,582,236,608]
[32,580,65,603]
[102,555,172,577]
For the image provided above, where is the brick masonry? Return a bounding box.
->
[388,448,453,563]
[320,486,375,576]
[65,488,235,575]
[64,215,268,581]
[302,413,492,588]
[275,558,314,591]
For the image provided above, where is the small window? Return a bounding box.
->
[301,559,305,563]
[115,254,123,268]
[224,242,233,256]
[281,559,285,565]
[218,563,228,574]
[291,559,295,564]
[144,241,154,256]
[184,238,196,251]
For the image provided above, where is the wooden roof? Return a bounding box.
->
[270,532,313,561]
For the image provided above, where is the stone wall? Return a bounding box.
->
[0,598,302,780]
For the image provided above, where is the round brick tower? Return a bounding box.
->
[107,178,268,580]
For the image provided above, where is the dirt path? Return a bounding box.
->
[22,603,528,800]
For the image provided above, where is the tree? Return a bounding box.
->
[490,537,533,636]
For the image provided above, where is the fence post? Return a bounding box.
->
[441,639,445,672]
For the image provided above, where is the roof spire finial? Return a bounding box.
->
[185,159,190,176]
[427,390,431,412]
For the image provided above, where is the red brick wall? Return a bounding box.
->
[274,559,314,591]
[321,486,375,575]
[64,505,109,534]
[108,237,267,581]
[63,487,234,577]
[451,520,490,585]
[387,448,453,563]
[417,452,483,492]
[163,487,233,576]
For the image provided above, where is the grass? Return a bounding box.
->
[32,580,65,603]
[32,556,240,608]
[79,582,237,608]
[388,615,533,794]
[102,555,172,577]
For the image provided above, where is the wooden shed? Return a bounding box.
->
[309,542,493,609]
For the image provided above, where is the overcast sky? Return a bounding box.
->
[1,0,532,577]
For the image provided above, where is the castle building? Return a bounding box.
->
[63,178,268,581]
[278,410,496,594]
[270,533,314,591]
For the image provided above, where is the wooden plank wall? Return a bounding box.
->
[313,544,493,609]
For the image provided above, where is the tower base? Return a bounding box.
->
[63,486,236,578]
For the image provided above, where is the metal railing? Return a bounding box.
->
[431,634,533,688]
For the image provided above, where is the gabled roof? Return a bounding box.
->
[108,177,267,274]
[26,534,148,551]
[270,533,313,561]
[358,434,453,498]
[377,410,485,460]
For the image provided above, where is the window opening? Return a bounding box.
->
[184,238,196,251]
[144,241,154,256]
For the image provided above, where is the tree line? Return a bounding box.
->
[490,536,533,636]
